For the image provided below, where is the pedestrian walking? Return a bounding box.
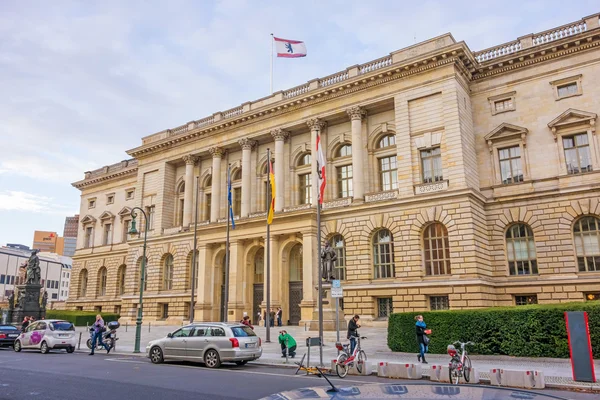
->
[276,307,282,327]
[278,330,296,358]
[269,309,275,328]
[240,315,254,330]
[347,314,360,354]
[415,315,430,364]
[89,314,111,355]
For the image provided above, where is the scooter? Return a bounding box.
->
[86,321,120,350]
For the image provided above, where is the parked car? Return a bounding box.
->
[14,319,77,354]
[146,322,262,368]
[0,325,21,348]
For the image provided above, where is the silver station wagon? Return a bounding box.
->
[146,322,262,368]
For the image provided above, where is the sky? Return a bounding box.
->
[1,0,598,247]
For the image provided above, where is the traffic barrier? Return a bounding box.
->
[496,369,545,389]
[429,364,442,381]
[377,362,389,377]
[348,360,373,376]
[490,368,502,386]
[376,362,422,379]
[438,364,480,384]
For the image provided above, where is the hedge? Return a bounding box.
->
[46,311,120,327]
[388,302,600,359]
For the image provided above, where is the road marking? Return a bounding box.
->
[105,358,147,365]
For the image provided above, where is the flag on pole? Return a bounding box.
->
[274,37,307,58]
[316,132,326,204]
[227,166,235,229]
[267,159,276,224]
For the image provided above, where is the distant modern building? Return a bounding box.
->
[63,215,79,238]
[32,231,59,253]
[6,244,30,251]
[62,237,77,257]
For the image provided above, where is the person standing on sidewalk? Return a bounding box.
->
[89,314,111,355]
[276,307,282,327]
[269,309,275,328]
[415,315,430,364]
[278,330,296,358]
[347,314,360,354]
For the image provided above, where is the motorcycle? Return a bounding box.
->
[86,321,120,350]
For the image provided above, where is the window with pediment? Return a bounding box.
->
[548,109,597,176]
[485,123,530,185]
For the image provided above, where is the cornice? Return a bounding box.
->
[72,167,138,190]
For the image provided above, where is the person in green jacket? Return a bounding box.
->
[278,330,296,358]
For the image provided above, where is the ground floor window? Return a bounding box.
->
[377,297,393,318]
[430,296,449,310]
[94,306,102,312]
[515,295,538,306]
[585,293,600,301]
[161,304,169,319]
[114,305,121,314]
[76,306,83,311]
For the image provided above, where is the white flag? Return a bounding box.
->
[274,37,307,58]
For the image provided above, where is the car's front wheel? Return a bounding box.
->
[13,340,22,352]
[66,346,75,354]
[204,349,221,368]
[40,341,49,354]
[150,346,164,364]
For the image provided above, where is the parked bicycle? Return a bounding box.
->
[335,333,367,378]
[447,341,474,384]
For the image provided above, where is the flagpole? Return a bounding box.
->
[270,33,274,94]
[224,163,231,322]
[317,181,324,367]
[265,148,271,343]
[190,176,199,322]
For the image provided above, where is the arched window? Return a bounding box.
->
[298,153,312,166]
[574,216,600,272]
[423,223,451,275]
[289,244,303,282]
[232,168,242,181]
[373,229,395,279]
[203,175,212,221]
[163,254,174,290]
[333,144,353,199]
[261,160,275,210]
[98,267,107,296]
[117,265,126,295]
[79,269,88,297]
[375,134,398,191]
[176,181,185,226]
[330,234,346,280]
[254,248,264,283]
[337,144,352,158]
[378,134,396,149]
[506,224,538,275]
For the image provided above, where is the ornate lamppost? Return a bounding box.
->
[128,207,149,354]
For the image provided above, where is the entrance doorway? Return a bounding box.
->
[288,244,303,325]
[253,248,265,324]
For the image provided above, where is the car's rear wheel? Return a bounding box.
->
[150,346,164,364]
[13,340,21,352]
[40,341,49,354]
[204,349,221,368]
[235,360,248,366]
[66,346,75,354]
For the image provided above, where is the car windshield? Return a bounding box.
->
[50,321,75,331]
[231,326,256,337]
[0,325,17,330]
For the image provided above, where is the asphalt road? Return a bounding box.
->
[0,347,597,400]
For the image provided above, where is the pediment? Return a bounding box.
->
[118,207,132,218]
[484,123,528,142]
[80,215,97,225]
[547,109,597,131]
[99,211,115,221]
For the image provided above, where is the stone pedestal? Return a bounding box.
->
[304,284,346,332]
[11,284,44,323]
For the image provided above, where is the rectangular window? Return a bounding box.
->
[10,276,15,284]
[515,295,538,306]
[379,156,398,191]
[114,305,121,314]
[161,304,169,319]
[233,187,241,216]
[0,275,4,284]
[205,194,212,220]
[146,205,155,230]
[557,82,578,98]
[494,98,513,113]
[103,223,112,246]
[377,298,393,318]
[123,220,131,242]
[126,190,135,200]
[88,199,96,209]
[430,296,450,310]
[563,134,592,174]
[85,227,93,248]
[420,147,443,183]
[52,293,57,299]
[499,146,523,184]
[178,198,184,226]
[94,306,102,313]
[586,293,600,301]
[107,194,114,205]
[336,165,353,198]
[299,173,312,205]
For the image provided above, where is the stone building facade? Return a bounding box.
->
[67,14,600,326]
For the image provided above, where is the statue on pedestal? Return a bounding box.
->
[23,249,41,285]
[321,242,337,282]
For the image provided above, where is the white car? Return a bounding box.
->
[14,319,77,354]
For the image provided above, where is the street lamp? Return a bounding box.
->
[128,207,148,354]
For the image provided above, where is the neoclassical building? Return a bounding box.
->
[68,14,600,326]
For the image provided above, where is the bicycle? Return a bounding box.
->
[447,341,474,384]
[335,334,367,378]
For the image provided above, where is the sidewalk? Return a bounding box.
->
[80,324,600,391]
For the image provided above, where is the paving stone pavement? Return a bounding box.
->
[76,323,600,391]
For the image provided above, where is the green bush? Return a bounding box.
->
[46,310,120,326]
[387,302,600,358]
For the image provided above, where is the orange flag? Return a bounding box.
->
[267,159,275,224]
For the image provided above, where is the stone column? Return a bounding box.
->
[182,155,198,228]
[226,239,244,322]
[209,147,224,223]
[346,106,366,201]
[270,129,289,212]
[307,118,327,206]
[300,231,318,324]
[238,138,257,218]
[194,244,213,322]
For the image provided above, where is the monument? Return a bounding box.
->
[9,249,46,323]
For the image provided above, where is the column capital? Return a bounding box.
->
[182,155,199,165]
[306,118,327,132]
[238,138,257,151]
[270,128,290,142]
[209,147,224,158]
[346,105,367,121]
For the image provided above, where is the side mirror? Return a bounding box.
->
[167,333,173,338]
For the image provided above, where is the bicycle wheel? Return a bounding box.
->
[356,350,367,374]
[336,353,349,378]
[463,355,472,383]
[449,360,460,385]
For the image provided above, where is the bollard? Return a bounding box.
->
[125,321,128,332]
[149,322,151,332]
[78,331,82,350]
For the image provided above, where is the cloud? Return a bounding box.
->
[0,191,73,214]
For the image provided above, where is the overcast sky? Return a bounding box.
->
[1,0,598,248]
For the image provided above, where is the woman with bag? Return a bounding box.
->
[415,315,431,364]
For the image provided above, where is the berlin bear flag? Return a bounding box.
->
[274,37,307,58]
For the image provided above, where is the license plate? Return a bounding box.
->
[245,343,256,348]
[59,334,68,338]
[8,334,17,338]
